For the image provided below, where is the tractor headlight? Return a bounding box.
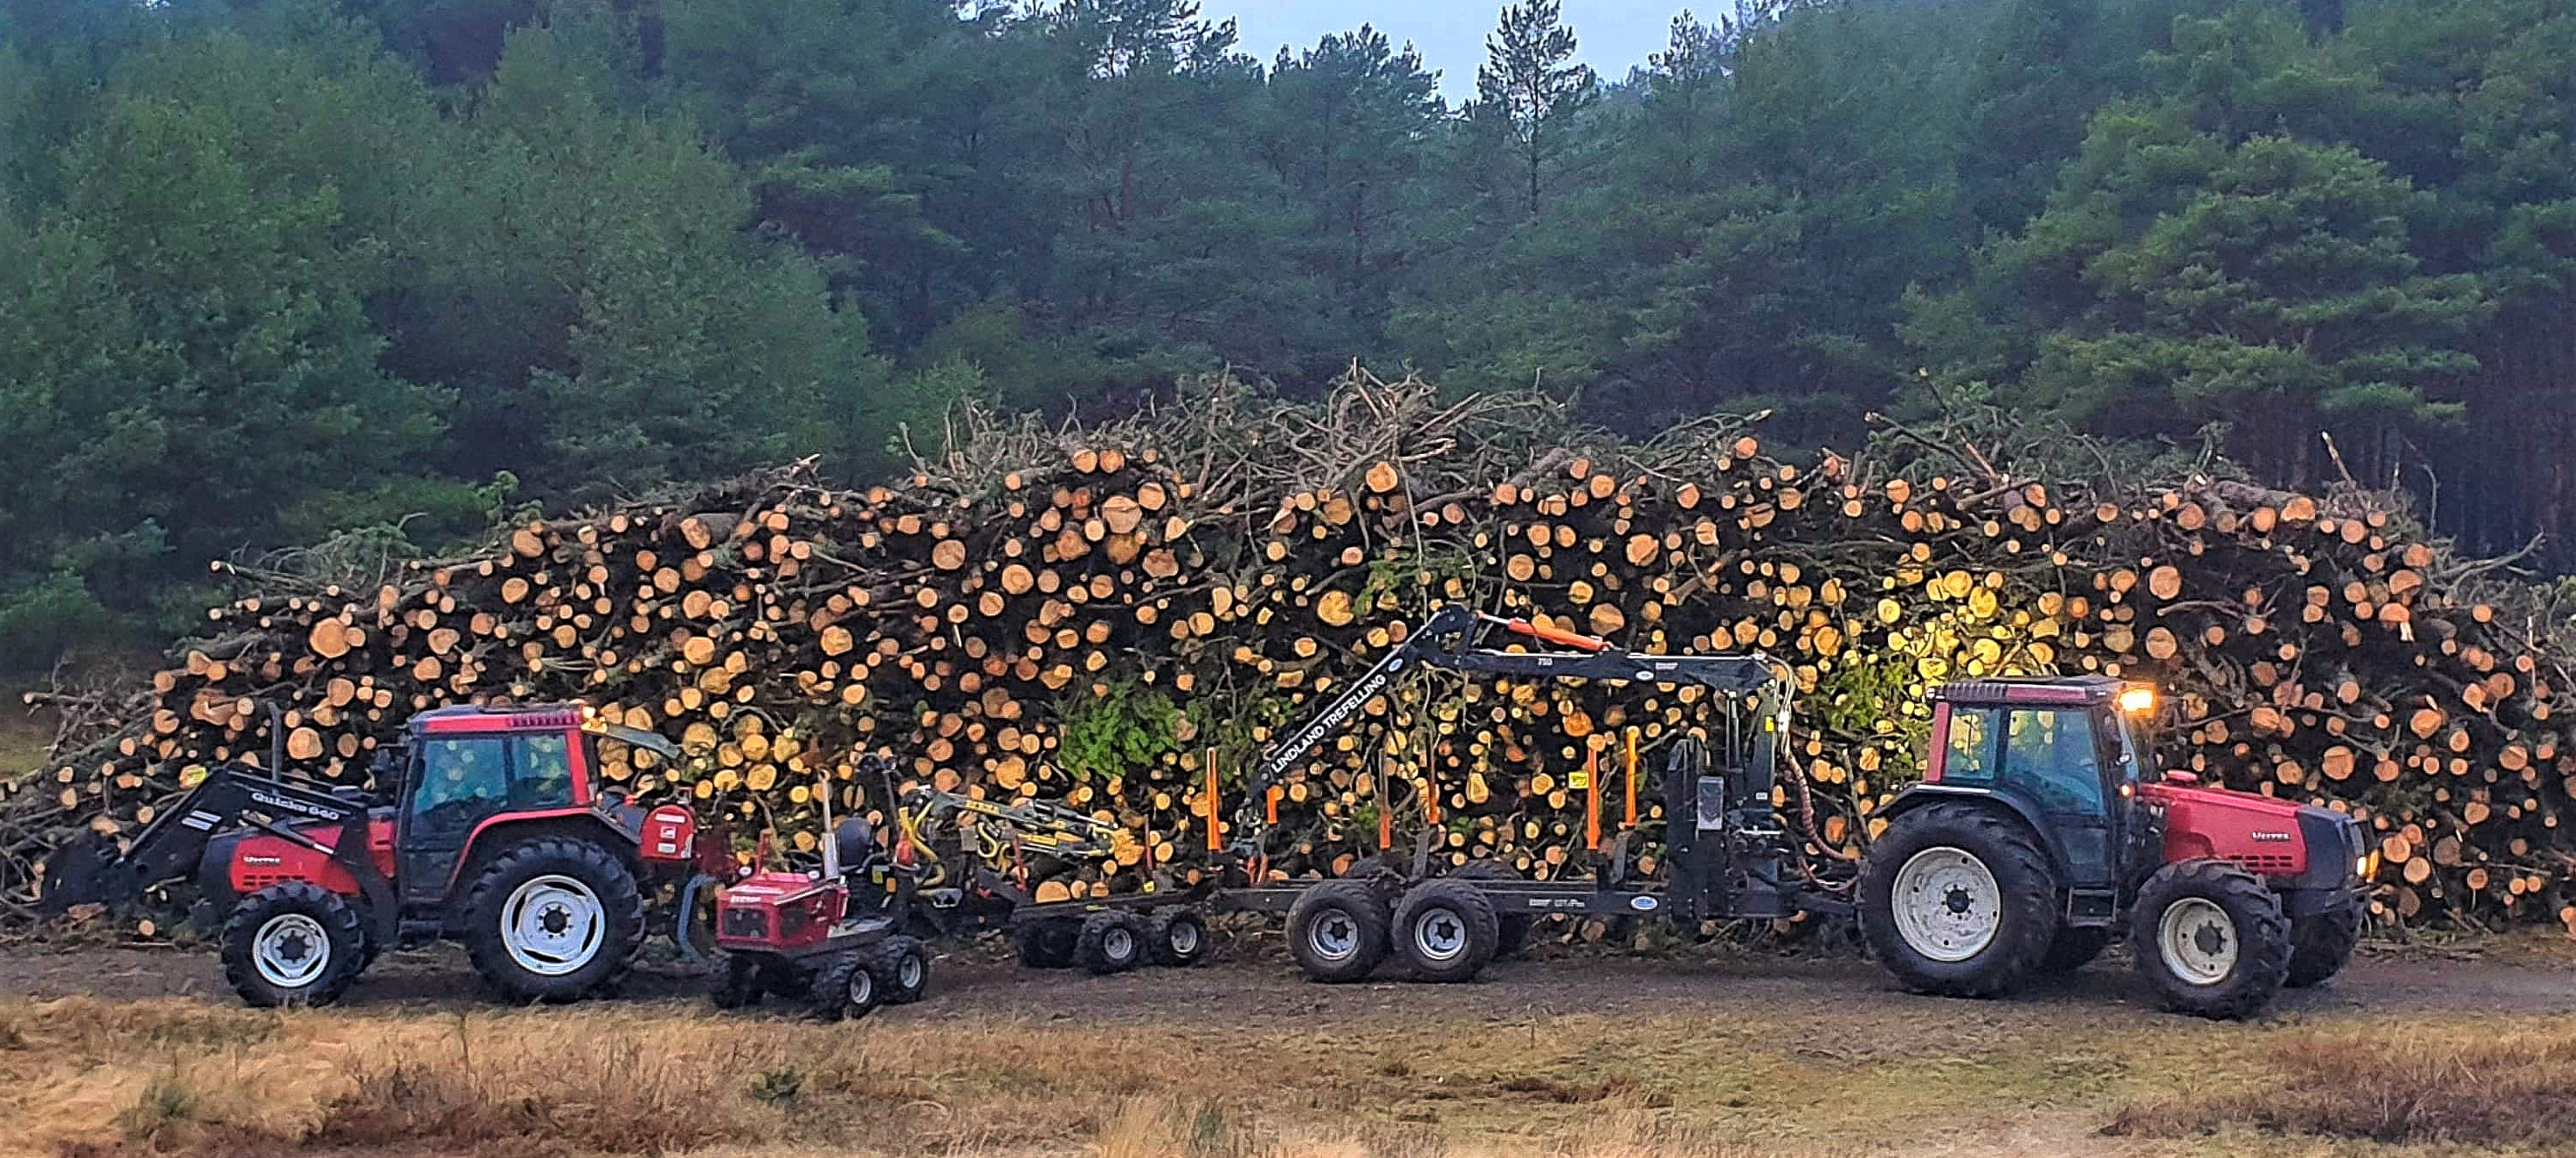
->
[2118,687,2157,715]
[2359,850,2381,881]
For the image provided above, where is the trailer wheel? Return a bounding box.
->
[2132,859,2291,1019]
[1076,911,1145,974]
[2285,893,2362,988]
[1451,859,1531,958]
[809,951,879,1022]
[708,952,764,1010]
[1394,879,1500,983]
[460,837,646,1003]
[1014,918,1079,968]
[1147,909,1212,967]
[872,936,932,1004]
[221,881,364,1008]
[1859,802,2058,999]
[2036,926,2112,975]
[1286,880,1390,983]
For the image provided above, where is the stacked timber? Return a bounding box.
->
[4,374,2572,933]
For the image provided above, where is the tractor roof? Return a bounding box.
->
[1932,675,2133,707]
[412,703,590,733]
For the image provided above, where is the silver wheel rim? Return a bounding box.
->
[2158,897,2239,986]
[1104,925,1135,962]
[1168,919,1201,956]
[848,965,875,1006]
[1413,906,1469,964]
[501,875,606,977]
[253,912,332,989]
[1307,908,1360,962]
[1891,846,2002,963]
[897,953,924,990]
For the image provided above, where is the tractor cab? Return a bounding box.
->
[387,705,665,904]
[1918,676,2159,900]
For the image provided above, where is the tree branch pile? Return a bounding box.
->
[6,372,2571,933]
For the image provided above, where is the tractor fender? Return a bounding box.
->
[439,811,641,920]
[1877,785,2068,876]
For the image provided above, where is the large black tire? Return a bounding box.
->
[871,936,932,1004]
[1452,859,1533,958]
[1075,911,1146,974]
[459,837,646,1003]
[1147,909,1212,967]
[1013,918,1079,968]
[2036,926,2112,975]
[2286,893,2363,988]
[1285,879,1391,983]
[1858,803,2061,999]
[221,881,365,1008]
[708,952,764,1010]
[808,951,879,1022]
[1392,879,1500,983]
[2131,859,2292,1019]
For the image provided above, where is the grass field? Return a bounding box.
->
[9,972,2576,1158]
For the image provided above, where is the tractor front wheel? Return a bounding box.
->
[1859,803,2059,999]
[2286,893,2363,988]
[809,952,879,1022]
[461,837,646,1003]
[1285,880,1390,983]
[2132,859,2291,1019]
[709,952,764,1010]
[221,881,365,1008]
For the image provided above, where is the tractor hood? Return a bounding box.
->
[2146,781,2364,889]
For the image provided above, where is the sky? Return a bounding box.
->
[1210,2,1696,100]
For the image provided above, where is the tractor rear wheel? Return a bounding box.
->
[1859,803,2059,999]
[1147,909,1212,967]
[1075,911,1146,974]
[2036,926,2112,975]
[708,952,764,1010]
[2285,893,2363,988]
[1452,859,1532,958]
[221,881,365,1008]
[460,837,646,1003]
[1393,879,1500,983]
[1013,919,1079,968]
[872,936,932,1004]
[809,951,879,1022]
[2132,859,2291,1019]
[1285,880,1391,983]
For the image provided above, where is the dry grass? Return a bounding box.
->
[2110,1018,2576,1145]
[7,989,2573,1158]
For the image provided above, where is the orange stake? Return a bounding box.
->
[1203,749,1221,853]
[1585,747,1602,851]
[1419,777,1440,826]
[1624,729,1639,829]
[1265,784,1282,825]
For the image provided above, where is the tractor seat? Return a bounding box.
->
[833,817,877,876]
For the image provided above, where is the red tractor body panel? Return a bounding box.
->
[2144,782,2311,880]
[227,816,397,898]
[714,871,847,953]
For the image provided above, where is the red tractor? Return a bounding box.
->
[1860,677,2372,1018]
[39,704,727,1007]
[705,756,935,1020]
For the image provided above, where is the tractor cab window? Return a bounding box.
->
[2003,709,2105,816]
[1940,707,1995,786]
[410,738,508,839]
[512,734,576,807]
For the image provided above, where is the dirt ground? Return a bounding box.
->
[5,932,2576,1158]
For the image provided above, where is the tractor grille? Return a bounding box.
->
[2230,852,2298,875]
[720,907,769,940]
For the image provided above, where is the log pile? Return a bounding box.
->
[5,373,2573,932]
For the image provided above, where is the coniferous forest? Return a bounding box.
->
[2,0,2572,670]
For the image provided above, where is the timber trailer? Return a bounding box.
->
[38,703,727,1006]
[1220,604,2372,1018]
